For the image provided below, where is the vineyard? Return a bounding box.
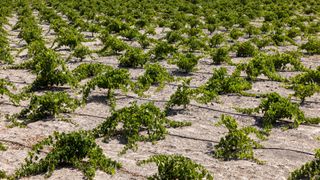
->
[0,0,320,179]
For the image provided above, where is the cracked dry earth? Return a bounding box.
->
[0,10,320,180]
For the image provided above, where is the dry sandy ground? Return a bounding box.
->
[0,10,320,180]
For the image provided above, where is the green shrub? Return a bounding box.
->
[120,28,140,40]
[138,154,213,180]
[209,34,224,48]
[0,78,20,104]
[119,47,148,68]
[301,38,320,54]
[11,91,79,124]
[289,67,320,103]
[211,47,231,65]
[196,68,252,103]
[0,170,6,179]
[30,49,76,90]
[13,131,120,179]
[151,41,176,60]
[93,102,191,154]
[250,37,271,49]
[52,27,84,50]
[233,52,304,81]
[82,68,131,109]
[165,79,193,113]
[236,41,257,57]
[287,28,301,38]
[137,34,151,49]
[72,63,112,82]
[0,142,7,151]
[213,115,265,164]
[99,36,129,55]
[165,30,182,43]
[236,93,306,129]
[134,63,173,95]
[72,44,91,61]
[229,28,244,40]
[245,25,261,38]
[0,47,13,64]
[288,149,320,180]
[174,53,199,73]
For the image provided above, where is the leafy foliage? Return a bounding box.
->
[138,154,213,180]
[10,91,79,124]
[0,42,13,64]
[150,41,176,60]
[72,63,112,82]
[12,131,121,179]
[82,68,131,109]
[301,38,320,54]
[288,66,320,103]
[236,41,257,57]
[196,67,252,103]
[236,93,306,129]
[118,47,148,68]
[165,79,193,113]
[165,30,182,43]
[245,25,261,38]
[25,49,76,91]
[173,53,199,73]
[0,170,6,179]
[229,28,244,40]
[134,63,173,95]
[213,115,265,164]
[52,27,84,50]
[0,79,20,104]
[71,44,92,61]
[93,102,191,154]
[211,47,231,65]
[99,35,129,55]
[209,34,224,48]
[233,52,305,82]
[288,149,320,180]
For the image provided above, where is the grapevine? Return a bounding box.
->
[134,63,174,95]
[236,92,320,129]
[93,102,191,154]
[12,131,121,179]
[196,67,252,103]
[9,91,79,125]
[288,149,320,180]
[138,154,213,180]
[213,115,266,164]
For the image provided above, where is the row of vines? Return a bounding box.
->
[0,0,320,179]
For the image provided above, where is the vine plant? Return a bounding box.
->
[93,102,191,155]
[233,52,305,82]
[236,92,320,130]
[138,154,213,180]
[287,66,320,103]
[72,63,112,82]
[8,91,79,126]
[165,78,194,114]
[134,63,174,96]
[118,47,148,68]
[0,79,20,105]
[288,149,320,180]
[196,67,252,103]
[12,131,121,180]
[172,53,200,73]
[213,115,266,164]
[82,68,131,109]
